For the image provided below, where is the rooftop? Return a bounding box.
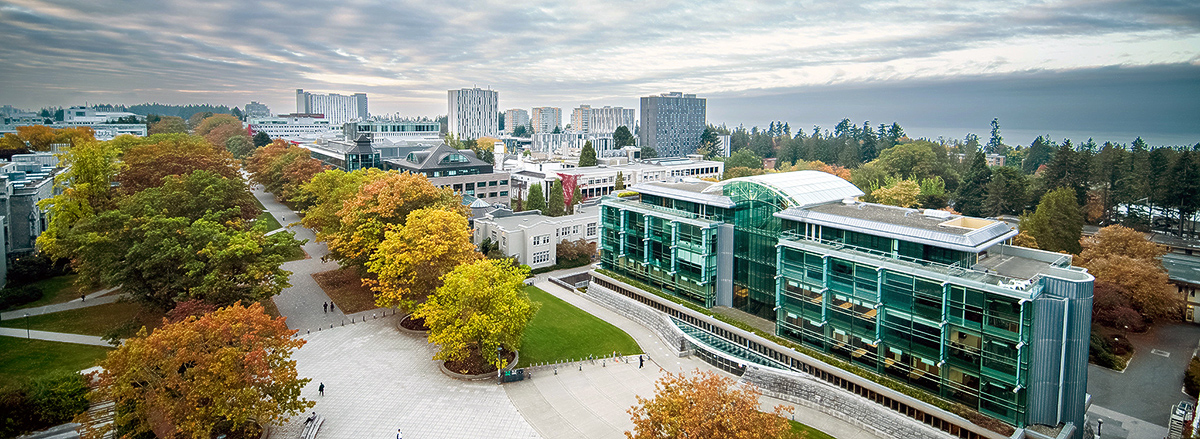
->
[779,201,1017,253]
[1164,253,1200,285]
[480,207,597,231]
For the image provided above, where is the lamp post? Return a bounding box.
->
[24,313,30,339]
[497,346,503,381]
[1096,419,1102,438]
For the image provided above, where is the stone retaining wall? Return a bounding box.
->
[582,278,692,357]
[741,366,954,439]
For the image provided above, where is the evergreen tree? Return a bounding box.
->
[525,183,546,213]
[1168,149,1200,236]
[579,141,597,167]
[956,151,992,217]
[252,131,271,148]
[614,172,625,191]
[986,118,1004,155]
[1041,140,1089,206]
[546,180,566,217]
[569,184,583,215]
[860,122,878,162]
[639,145,657,159]
[984,167,1029,216]
[613,126,636,148]
[1022,136,1053,174]
[1022,187,1083,254]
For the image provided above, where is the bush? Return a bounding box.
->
[1089,331,1119,369]
[0,285,44,311]
[6,253,71,286]
[1186,357,1200,398]
[0,372,89,437]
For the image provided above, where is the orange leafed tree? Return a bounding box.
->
[1076,225,1165,266]
[326,171,465,268]
[115,133,240,194]
[246,139,327,203]
[627,370,802,439]
[1076,225,1178,321]
[366,208,481,310]
[77,302,313,439]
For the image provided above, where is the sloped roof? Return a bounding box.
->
[390,143,490,171]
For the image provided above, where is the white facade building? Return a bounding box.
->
[448,88,499,140]
[248,114,339,142]
[580,105,636,135]
[62,106,142,124]
[504,109,529,134]
[295,89,368,125]
[343,119,441,143]
[245,101,271,118]
[472,208,599,269]
[508,156,724,201]
[531,132,617,157]
[530,107,561,134]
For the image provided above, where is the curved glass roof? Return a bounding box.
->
[701,171,864,208]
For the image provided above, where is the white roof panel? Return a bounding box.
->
[701,171,864,208]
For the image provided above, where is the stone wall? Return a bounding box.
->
[741,366,955,439]
[583,278,692,357]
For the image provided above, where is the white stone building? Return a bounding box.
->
[473,207,600,269]
[248,114,339,142]
[295,89,368,125]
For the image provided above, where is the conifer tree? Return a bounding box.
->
[579,141,597,167]
[525,183,546,213]
[546,180,566,217]
[956,151,991,217]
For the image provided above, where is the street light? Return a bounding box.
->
[497,346,503,381]
[1097,419,1102,438]
[24,313,30,339]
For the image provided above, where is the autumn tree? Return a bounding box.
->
[366,208,480,310]
[872,179,920,208]
[626,370,800,439]
[115,133,240,194]
[148,116,188,135]
[78,303,313,439]
[1076,225,1178,321]
[194,114,241,138]
[326,171,464,268]
[36,139,123,258]
[246,139,327,203]
[416,258,538,371]
[525,183,547,213]
[296,168,379,236]
[579,141,598,167]
[1077,225,1164,267]
[1021,187,1082,254]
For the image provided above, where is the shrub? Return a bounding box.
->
[0,285,44,311]
[6,253,71,286]
[1185,357,1200,398]
[0,373,89,437]
[1089,331,1119,369]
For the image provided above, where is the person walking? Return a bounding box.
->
[323,302,328,313]
[396,429,402,439]
[331,302,336,312]
[318,382,324,396]
[639,355,644,368]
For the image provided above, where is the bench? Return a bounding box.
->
[300,413,324,439]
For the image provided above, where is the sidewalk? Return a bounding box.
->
[0,327,111,347]
[0,287,120,321]
[505,280,882,439]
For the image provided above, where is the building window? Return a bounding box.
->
[500,180,508,185]
[500,191,508,197]
[489,192,497,198]
[489,181,498,186]
[532,250,551,264]
[587,222,597,237]
[572,225,580,235]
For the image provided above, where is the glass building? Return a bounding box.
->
[599,171,1093,430]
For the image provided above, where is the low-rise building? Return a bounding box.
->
[508,156,723,202]
[249,114,339,142]
[383,142,511,206]
[531,132,620,157]
[0,153,64,286]
[472,207,599,269]
[343,119,441,143]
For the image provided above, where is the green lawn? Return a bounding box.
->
[10,274,103,310]
[0,337,111,389]
[0,301,163,337]
[255,210,283,231]
[251,195,307,261]
[789,420,835,439]
[518,286,642,366]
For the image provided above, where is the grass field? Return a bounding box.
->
[251,196,308,261]
[788,419,836,439]
[9,274,102,310]
[0,337,111,389]
[312,268,378,314]
[0,301,164,337]
[518,286,642,366]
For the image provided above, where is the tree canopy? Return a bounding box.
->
[417,259,538,371]
[546,180,566,217]
[114,133,241,195]
[366,208,480,310]
[525,183,546,213]
[78,303,312,439]
[626,370,799,439]
[579,141,598,167]
[1021,187,1083,254]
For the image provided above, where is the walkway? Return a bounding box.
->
[503,279,884,439]
[276,315,540,439]
[249,183,354,331]
[0,327,110,347]
[1,287,120,321]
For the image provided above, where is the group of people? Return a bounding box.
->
[322,301,335,313]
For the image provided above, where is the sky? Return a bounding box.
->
[1,0,1198,146]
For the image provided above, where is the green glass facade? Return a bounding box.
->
[600,198,720,307]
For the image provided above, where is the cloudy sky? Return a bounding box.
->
[2,0,1198,146]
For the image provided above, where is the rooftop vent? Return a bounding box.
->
[923,209,953,219]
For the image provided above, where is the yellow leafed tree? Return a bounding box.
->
[366,208,480,310]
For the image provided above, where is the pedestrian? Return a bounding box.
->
[323,302,328,313]
[80,293,85,302]
[331,302,336,312]
[396,429,402,439]
[318,382,324,396]
[639,355,644,368]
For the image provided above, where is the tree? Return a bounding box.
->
[614,172,626,191]
[122,170,259,224]
[148,116,188,135]
[325,171,464,268]
[726,149,764,170]
[917,176,948,209]
[1022,136,1053,175]
[224,135,255,159]
[115,133,241,195]
[1167,150,1200,236]
[252,131,272,147]
[1021,187,1083,254]
[613,126,636,148]
[36,139,123,258]
[579,141,598,167]
[525,183,547,213]
[1040,140,1090,206]
[640,144,658,159]
[366,208,480,310]
[187,111,214,129]
[416,259,538,371]
[77,303,313,439]
[626,370,799,439]
[246,139,327,203]
[984,167,1028,216]
[872,179,921,208]
[723,167,766,180]
[1077,225,1164,266]
[956,151,992,217]
[569,184,583,215]
[986,118,1005,155]
[546,180,566,217]
[296,168,378,235]
[876,142,940,181]
[1085,256,1178,321]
